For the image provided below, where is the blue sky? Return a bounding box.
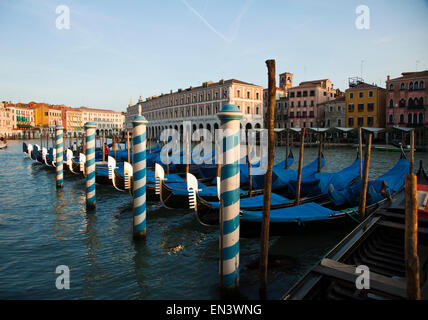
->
[1,0,427,112]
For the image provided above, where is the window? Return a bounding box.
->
[256,107,259,114]
[420,81,425,89]
[311,100,314,107]
[420,97,424,106]
[367,117,374,126]
[323,92,327,96]
[419,113,424,124]
[310,122,313,127]
[303,122,306,128]
[303,111,307,117]
[409,82,414,91]
[389,84,394,91]
[256,92,259,100]
[415,82,419,90]
[297,91,302,97]
[348,104,354,112]
[223,89,228,98]
[400,83,405,90]
[348,117,354,126]
[310,111,314,117]
[247,106,250,114]
[409,98,414,107]
[290,112,294,118]
[327,119,331,127]
[359,92,364,98]
[358,104,364,112]
[310,90,315,97]
[290,92,295,98]
[388,114,394,124]
[399,114,404,124]
[298,101,301,108]
[303,101,307,107]
[399,99,405,108]
[408,114,413,124]
[291,101,294,108]
[338,119,342,127]
[247,91,250,99]
[389,99,394,108]
[303,91,308,97]
[367,103,374,112]
[358,117,364,127]
[368,91,374,98]
[350,93,354,99]
[237,90,240,98]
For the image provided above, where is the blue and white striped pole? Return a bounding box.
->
[55,125,64,189]
[85,122,97,209]
[132,116,148,239]
[217,104,243,289]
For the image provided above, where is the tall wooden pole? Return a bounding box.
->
[317,132,323,172]
[358,132,372,218]
[246,131,253,196]
[296,128,306,206]
[259,59,276,298]
[285,129,289,169]
[359,127,363,178]
[127,131,130,163]
[102,131,105,162]
[405,170,420,298]
[113,135,116,160]
[46,130,49,148]
[410,130,415,174]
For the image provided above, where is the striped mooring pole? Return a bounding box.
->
[55,124,64,189]
[85,122,97,209]
[132,116,148,239]
[217,104,243,289]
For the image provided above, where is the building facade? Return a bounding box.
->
[0,102,13,137]
[263,72,293,128]
[126,79,264,139]
[288,79,338,128]
[79,107,125,136]
[345,81,386,128]
[321,96,346,128]
[385,70,427,149]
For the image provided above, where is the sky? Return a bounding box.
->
[1,0,428,112]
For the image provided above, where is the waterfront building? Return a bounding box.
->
[66,109,83,137]
[126,79,264,139]
[7,103,36,131]
[385,70,428,150]
[263,72,293,128]
[288,79,338,128]
[0,102,13,137]
[79,107,125,136]
[320,96,346,128]
[345,79,386,129]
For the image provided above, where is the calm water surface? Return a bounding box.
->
[1,140,427,300]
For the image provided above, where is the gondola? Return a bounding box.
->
[283,161,428,300]
[0,142,8,149]
[193,154,358,228]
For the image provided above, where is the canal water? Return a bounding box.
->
[1,140,427,300]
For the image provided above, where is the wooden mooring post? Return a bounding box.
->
[102,131,105,162]
[132,116,148,239]
[295,128,306,206]
[217,104,242,290]
[405,129,420,299]
[358,131,372,219]
[84,122,97,209]
[285,129,289,169]
[317,132,323,173]
[259,59,276,298]
[127,131,130,163]
[359,127,363,178]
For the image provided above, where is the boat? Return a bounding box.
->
[194,153,409,237]
[0,142,7,149]
[283,162,428,300]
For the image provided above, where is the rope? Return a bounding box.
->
[342,209,361,224]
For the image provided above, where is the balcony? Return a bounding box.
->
[407,104,426,111]
[407,123,425,128]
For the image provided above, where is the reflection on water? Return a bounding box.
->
[1,140,428,300]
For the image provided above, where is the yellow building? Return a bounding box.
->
[32,104,51,128]
[345,82,386,128]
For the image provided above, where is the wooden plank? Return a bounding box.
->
[378,220,428,235]
[313,259,407,299]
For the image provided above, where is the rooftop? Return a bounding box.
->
[388,70,428,81]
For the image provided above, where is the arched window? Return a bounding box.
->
[400,114,404,124]
[414,98,419,106]
[419,113,424,124]
[420,81,425,89]
[420,97,424,106]
[389,84,394,91]
[389,114,394,124]
[414,81,419,90]
[413,114,418,124]
[400,83,405,90]
[389,99,394,108]
[408,114,412,124]
[409,82,414,90]
[409,98,414,107]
